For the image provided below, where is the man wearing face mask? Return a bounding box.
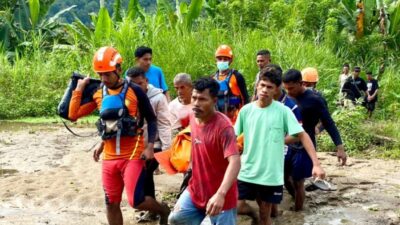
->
[213,45,249,124]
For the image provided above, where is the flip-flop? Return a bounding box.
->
[311,178,337,191]
[305,183,319,192]
[135,211,159,223]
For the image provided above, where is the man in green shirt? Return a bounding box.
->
[235,67,325,225]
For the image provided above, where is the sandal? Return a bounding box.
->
[311,178,337,191]
[136,211,159,223]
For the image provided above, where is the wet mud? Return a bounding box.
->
[0,123,399,225]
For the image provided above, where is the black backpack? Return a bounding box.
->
[57,72,101,120]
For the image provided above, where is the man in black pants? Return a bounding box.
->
[341,66,367,104]
[282,69,347,211]
[127,67,172,222]
[364,71,379,118]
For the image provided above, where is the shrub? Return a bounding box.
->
[317,106,372,154]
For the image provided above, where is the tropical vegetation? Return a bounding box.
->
[0,0,399,154]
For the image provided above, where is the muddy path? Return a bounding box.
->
[0,122,399,225]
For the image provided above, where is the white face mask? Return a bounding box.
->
[217,61,230,71]
[305,86,315,91]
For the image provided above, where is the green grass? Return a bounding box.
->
[361,120,400,159]
[0,5,399,156]
[0,14,399,120]
[0,24,349,119]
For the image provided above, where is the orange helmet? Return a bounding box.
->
[301,67,319,83]
[215,45,233,59]
[93,47,123,73]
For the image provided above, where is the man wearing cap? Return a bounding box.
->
[212,44,249,124]
[341,66,367,104]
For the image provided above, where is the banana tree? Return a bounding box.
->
[185,0,204,30]
[338,0,398,38]
[113,0,123,23]
[160,0,204,31]
[94,0,113,47]
[387,1,400,50]
[0,0,75,55]
[127,0,145,21]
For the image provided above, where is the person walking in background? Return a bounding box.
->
[339,63,350,92]
[252,49,272,101]
[169,73,193,135]
[134,46,170,101]
[301,67,328,106]
[126,67,172,222]
[212,44,249,123]
[364,71,379,118]
[341,66,367,104]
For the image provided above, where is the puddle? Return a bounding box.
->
[0,121,59,132]
[0,168,19,177]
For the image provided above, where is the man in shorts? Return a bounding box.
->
[283,69,347,211]
[235,68,325,225]
[126,67,172,222]
[70,47,170,225]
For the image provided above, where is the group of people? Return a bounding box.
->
[339,63,380,118]
[68,44,348,225]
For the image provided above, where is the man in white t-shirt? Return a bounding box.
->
[339,63,350,92]
[169,73,193,135]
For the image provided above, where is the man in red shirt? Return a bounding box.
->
[168,78,241,225]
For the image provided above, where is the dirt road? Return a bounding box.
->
[0,122,399,225]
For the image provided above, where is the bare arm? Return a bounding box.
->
[371,89,379,98]
[285,135,299,144]
[217,154,240,197]
[206,154,240,216]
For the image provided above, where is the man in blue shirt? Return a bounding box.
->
[135,46,170,101]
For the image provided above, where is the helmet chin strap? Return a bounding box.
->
[109,71,124,89]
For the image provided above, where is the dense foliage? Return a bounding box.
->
[0,0,400,154]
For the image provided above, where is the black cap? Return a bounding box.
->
[366,71,373,75]
[354,66,361,72]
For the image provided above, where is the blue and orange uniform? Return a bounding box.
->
[69,82,157,208]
